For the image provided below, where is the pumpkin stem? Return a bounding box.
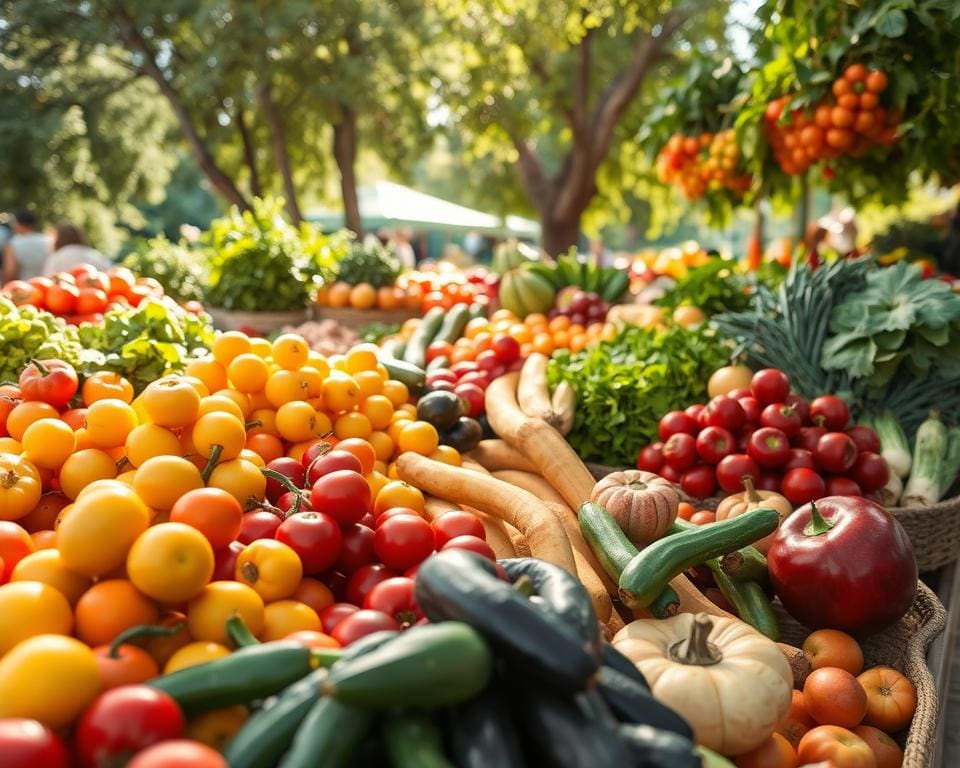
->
[803,501,834,537]
[626,481,649,491]
[668,613,722,667]
[742,476,760,503]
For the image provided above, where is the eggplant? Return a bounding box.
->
[596,666,694,739]
[447,685,526,768]
[618,723,702,768]
[601,643,650,689]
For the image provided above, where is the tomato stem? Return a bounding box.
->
[200,444,224,483]
[244,420,262,431]
[803,501,834,537]
[108,621,186,659]
[1,470,19,489]
[29,358,50,376]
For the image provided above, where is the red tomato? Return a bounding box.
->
[701,397,745,432]
[747,427,790,468]
[345,564,397,606]
[795,426,827,453]
[374,515,435,571]
[785,393,810,423]
[659,463,682,483]
[425,341,453,363]
[0,719,69,768]
[715,454,760,493]
[363,577,423,627]
[815,432,858,473]
[760,403,802,436]
[737,396,761,425]
[331,609,400,645]
[106,268,136,298]
[662,433,697,471]
[750,368,791,405]
[76,288,108,315]
[44,284,79,315]
[335,524,376,574]
[826,476,862,497]
[684,404,705,420]
[657,410,699,440]
[275,511,343,574]
[305,450,362,486]
[636,444,664,473]
[809,396,850,431]
[75,686,184,768]
[680,465,717,499]
[264,458,306,503]
[18,359,78,408]
[3,280,42,307]
[755,471,782,492]
[851,452,889,492]
[318,603,359,634]
[310,470,371,526]
[238,510,282,543]
[845,425,881,455]
[441,535,496,561]
[491,334,520,364]
[453,383,485,418]
[212,541,245,581]
[695,427,735,465]
[431,511,485,547]
[126,740,227,768]
[425,370,457,388]
[457,371,490,391]
[276,491,313,516]
[781,467,827,505]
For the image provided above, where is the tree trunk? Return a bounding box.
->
[256,83,302,225]
[333,107,363,238]
[540,213,581,256]
[235,106,262,199]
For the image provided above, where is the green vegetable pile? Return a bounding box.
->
[121,235,207,303]
[77,298,215,394]
[335,241,401,288]
[0,298,89,382]
[655,259,753,316]
[548,324,731,465]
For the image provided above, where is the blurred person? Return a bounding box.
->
[2,208,51,282]
[390,228,416,270]
[43,221,110,275]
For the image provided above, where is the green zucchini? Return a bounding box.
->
[710,563,779,641]
[447,685,526,768]
[718,548,768,582]
[379,357,426,394]
[224,631,398,768]
[384,712,454,768]
[379,337,406,360]
[426,355,449,372]
[618,507,780,609]
[595,666,694,739]
[277,696,372,768]
[903,412,948,506]
[403,307,446,368]
[617,723,701,768]
[432,303,471,345]
[468,302,486,320]
[414,549,598,693]
[322,622,492,709]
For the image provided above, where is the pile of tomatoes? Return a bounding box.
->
[656,129,753,201]
[637,367,891,503]
[765,64,898,177]
[1,264,201,326]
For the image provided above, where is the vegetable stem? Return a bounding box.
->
[668,614,722,667]
[803,501,833,537]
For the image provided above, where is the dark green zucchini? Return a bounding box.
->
[224,631,398,768]
[499,557,601,656]
[447,685,526,768]
[384,712,454,768]
[601,643,649,689]
[322,622,492,709]
[619,508,780,609]
[403,307,446,368]
[277,695,372,768]
[577,501,638,581]
[432,303,471,345]
[719,547,769,582]
[414,550,598,693]
[595,666,694,739]
[617,723,702,768]
[468,303,486,320]
[380,357,427,394]
[710,564,779,641]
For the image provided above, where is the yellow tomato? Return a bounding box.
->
[374,480,425,516]
[82,372,134,405]
[127,522,214,604]
[192,412,246,463]
[57,484,150,576]
[58,448,118,501]
[125,424,182,469]
[235,540,302,602]
[11,549,91,605]
[248,390,271,411]
[428,445,462,466]
[213,388,252,418]
[0,453,42,521]
[381,380,409,407]
[275,401,322,443]
[212,330,252,367]
[344,344,379,374]
[260,600,321,642]
[239,449,266,468]
[365,471,390,502]
[353,370,383,399]
[0,581,73,656]
[0,634,100,728]
[197,395,245,421]
[298,366,324,398]
[264,370,309,408]
[227,353,269,394]
[187,581,264,644]
[84,398,137,449]
[183,357,229,394]
[249,337,272,358]
[180,375,211,399]
[247,408,279,438]
[361,396,394,431]
[271,334,309,371]
[143,378,202,428]
[207,459,266,506]
[334,412,372,440]
[134,456,204,511]
[321,372,361,412]
[5,401,58,442]
[163,641,231,674]
[368,431,394,462]
[0,437,21,454]
[397,421,439,456]
[21,419,75,470]
[187,706,249,750]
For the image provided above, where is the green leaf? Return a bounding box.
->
[875,9,908,37]
[822,335,877,377]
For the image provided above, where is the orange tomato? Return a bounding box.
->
[284,630,340,649]
[291,578,335,616]
[134,455,204,511]
[125,424,183,469]
[235,539,302,602]
[127,522,215,603]
[322,373,361,412]
[74,579,159,646]
[207,459,266,506]
[803,629,863,675]
[0,581,73,656]
[227,353,270,394]
[265,370,309,408]
[0,521,35,581]
[334,412,373,440]
[857,666,916,732]
[0,453,42,521]
[21,418,75,470]
[733,732,798,768]
[852,725,903,768]
[374,480,425,517]
[198,394,245,421]
[777,689,817,750]
[83,398,137,449]
[804,667,868,728]
[531,332,554,356]
[327,283,351,308]
[260,600,322,641]
[93,642,159,689]
[17,493,69,533]
[143,378,202,428]
[59,448,118,500]
[183,358,229,394]
[212,331,252,367]
[275,401,322,443]
[192,411,246,462]
[381,380,409,408]
[797,725,876,768]
[187,581,264,644]
[368,431,394,462]
[271,334,309,371]
[6,401,59,441]
[397,421,439,456]
[82,371,134,405]
[170,487,243,551]
[10,548,90,605]
[30,529,57,550]
[164,641,231,674]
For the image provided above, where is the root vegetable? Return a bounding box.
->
[465,440,537,474]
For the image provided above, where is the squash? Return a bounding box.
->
[590,470,678,547]
[714,477,792,554]
[613,613,792,756]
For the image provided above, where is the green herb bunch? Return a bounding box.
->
[655,258,755,316]
[335,241,401,288]
[121,235,206,303]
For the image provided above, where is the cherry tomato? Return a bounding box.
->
[425,370,457,388]
[126,740,226,768]
[809,395,850,431]
[826,476,862,497]
[237,511,282,544]
[715,453,760,493]
[305,450,362,487]
[737,396,761,425]
[310,470,371,526]
[453,383,485,418]
[636,444,664,473]
[755,471,782,492]
[363,577,422,627]
[750,369,791,405]
[212,541,245,581]
[331,609,400,645]
[491,335,520,363]
[781,467,827,505]
[845,426,881,455]
[431,511,485,547]
[680,465,717,499]
[275,511,342,574]
[662,433,697,471]
[851,452,889,492]
[727,388,751,400]
[75,685,184,768]
[441,535,496,561]
[374,515,435,571]
[747,427,790,468]
[814,432,858,473]
[659,463,682,483]
[318,603,359,634]
[795,425,827,453]
[375,507,421,528]
[425,341,453,364]
[695,426,735,465]
[345,563,396,606]
[760,403,802,436]
[785,393,810,423]
[263,458,305,503]
[684,404,705,420]
[276,491,312,516]
[0,718,69,768]
[657,411,699,440]
[701,396,745,432]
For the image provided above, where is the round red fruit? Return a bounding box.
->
[695,426,736,465]
[373,515,436,571]
[845,425,881,454]
[658,410,699,440]
[663,433,698,471]
[680,465,717,499]
[0,719,68,768]
[658,463,681,483]
[345,564,396,606]
[441,535,496,561]
[784,448,816,472]
[491,334,521,363]
[826,476,862,497]
[306,450,363,486]
[851,451,889,492]
[684,404,705,420]
[319,603,359,634]
[751,369,791,405]
[781,467,826,505]
[264,457,306,503]
[760,403,802,436]
[431,511,485,547]
[636,443,664,473]
[715,454,760,493]
[747,427,790,468]
[335,524,376,574]
[310,470,371,526]
[795,425,827,453]
[331,609,400,645]
[238,510,282,543]
[453,383,485,418]
[809,395,850,430]
[755,472,782,492]
[702,396,746,432]
[363,577,422,627]
[275,511,343,574]
[737,396,761,425]
[814,432,858,473]
[785,393,810,423]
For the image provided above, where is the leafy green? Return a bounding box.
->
[0,298,92,383]
[77,298,215,394]
[655,258,756,316]
[335,241,401,288]
[547,324,731,466]
[359,322,402,344]
[121,235,207,302]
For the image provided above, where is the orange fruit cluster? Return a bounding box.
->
[765,65,899,177]
[656,129,752,201]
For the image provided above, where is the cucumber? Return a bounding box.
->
[379,356,426,394]
[499,557,601,655]
[599,270,630,303]
[379,337,406,360]
[426,355,449,372]
[618,507,780,609]
[384,712,454,768]
[718,547,768,582]
[467,302,487,320]
[322,622,492,709]
[447,685,527,768]
[277,696,372,768]
[595,666,694,739]
[617,723,701,768]
[432,303,471,345]
[903,412,948,506]
[710,563,779,640]
[403,307,445,368]
[414,549,598,693]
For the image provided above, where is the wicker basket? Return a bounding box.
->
[311,305,418,330]
[776,581,945,768]
[206,307,309,334]
[888,495,960,572]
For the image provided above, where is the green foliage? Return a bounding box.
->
[335,241,401,288]
[121,236,207,303]
[654,258,756,316]
[77,298,215,395]
[0,298,90,383]
[547,324,732,465]
[359,322,402,344]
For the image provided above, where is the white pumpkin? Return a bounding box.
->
[613,613,792,756]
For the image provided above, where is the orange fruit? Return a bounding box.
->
[803,667,868,728]
[349,283,376,310]
[803,629,863,675]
